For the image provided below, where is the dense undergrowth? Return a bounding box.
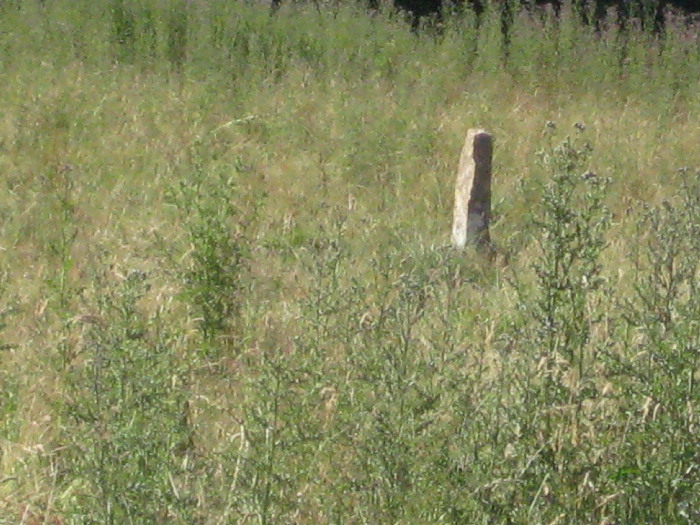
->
[0,0,699,523]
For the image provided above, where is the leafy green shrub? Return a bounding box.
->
[167,146,251,359]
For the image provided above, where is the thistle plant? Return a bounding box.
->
[496,124,613,522]
[604,169,700,522]
[530,123,611,399]
[60,269,194,524]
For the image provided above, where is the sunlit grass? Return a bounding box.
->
[1,0,699,522]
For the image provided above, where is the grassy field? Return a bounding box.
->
[1,0,699,522]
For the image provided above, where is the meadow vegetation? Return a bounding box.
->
[0,0,699,522]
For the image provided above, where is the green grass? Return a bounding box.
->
[1,0,699,522]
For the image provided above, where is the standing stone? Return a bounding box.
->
[451,129,493,250]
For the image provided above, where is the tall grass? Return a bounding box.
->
[1,0,699,522]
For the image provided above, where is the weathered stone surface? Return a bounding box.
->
[451,129,492,250]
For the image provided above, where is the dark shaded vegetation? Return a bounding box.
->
[379,0,700,33]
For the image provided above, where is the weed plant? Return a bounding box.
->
[530,124,611,395]
[1,0,700,522]
[496,126,615,522]
[59,268,194,523]
[0,269,18,444]
[167,144,250,360]
[603,171,700,522]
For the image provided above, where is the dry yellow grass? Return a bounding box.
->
[1,1,700,521]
